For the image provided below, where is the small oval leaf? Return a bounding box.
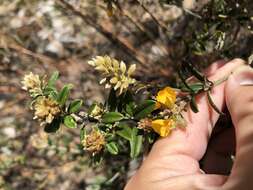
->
[134,100,156,120]
[106,142,119,155]
[102,112,124,124]
[57,84,73,106]
[80,127,86,142]
[64,115,77,128]
[116,124,132,141]
[44,117,61,133]
[189,83,204,93]
[207,91,224,115]
[69,99,83,113]
[130,128,143,158]
[48,71,59,87]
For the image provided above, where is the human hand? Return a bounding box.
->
[125,59,253,190]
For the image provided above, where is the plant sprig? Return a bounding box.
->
[22,55,228,161]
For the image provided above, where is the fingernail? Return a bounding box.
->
[230,65,253,86]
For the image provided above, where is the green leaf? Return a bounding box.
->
[190,96,199,113]
[189,83,204,93]
[134,100,156,120]
[117,126,142,157]
[181,82,203,93]
[88,103,97,115]
[130,128,142,158]
[44,86,57,94]
[44,117,61,133]
[43,71,59,98]
[207,91,224,115]
[102,112,124,124]
[106,142,119,155]
[179,69,192,92]
[116,125,132,141]
[48,71,59,87]
[80,127,86,142]
[125,102,135,117]
[69,99,83,113]
[64,115,77,128]
[57,84,73,106]
[43,87,58,100]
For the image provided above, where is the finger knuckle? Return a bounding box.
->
[231,58,246,65]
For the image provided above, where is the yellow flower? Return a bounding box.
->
[155,87,176,109]
[34,96,61,124]
[151,119,175,137]
[82,129,105,155]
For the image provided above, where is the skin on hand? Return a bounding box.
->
[125,59,253,190]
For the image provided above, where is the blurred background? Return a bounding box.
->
[0,0,252,189]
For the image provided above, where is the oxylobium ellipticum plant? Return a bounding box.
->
[21,55,228,162]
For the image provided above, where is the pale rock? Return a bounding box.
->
[46,40,65,57]
[2,127,16,138]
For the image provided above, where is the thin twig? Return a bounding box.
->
[115,2,169,55]
[134,0,169,33]
[56,0,148,67]
[0,33,55,64]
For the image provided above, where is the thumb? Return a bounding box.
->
[224,65,253,189]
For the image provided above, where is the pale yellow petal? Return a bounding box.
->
[110,77,118,84]
[120,61,126,74]
[127,64,136,76]
[105,83,111,89]
[88,60,95,66]
[112,59,119,70]
[156,87,176,108]
[99,78,107,84]
[151,119,173,137]
[114,81,121,90]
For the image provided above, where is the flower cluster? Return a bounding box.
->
[33,96,61,124]
[88,56,136,95]
[82,129,105,155]
[22,72,62,126]
[21,72,43,97]
[148,86,186,137]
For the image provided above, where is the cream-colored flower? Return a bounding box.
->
[88,55,136,95]
[34,96,61,124]
[82,129,105,155]
[22,72,41,91]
